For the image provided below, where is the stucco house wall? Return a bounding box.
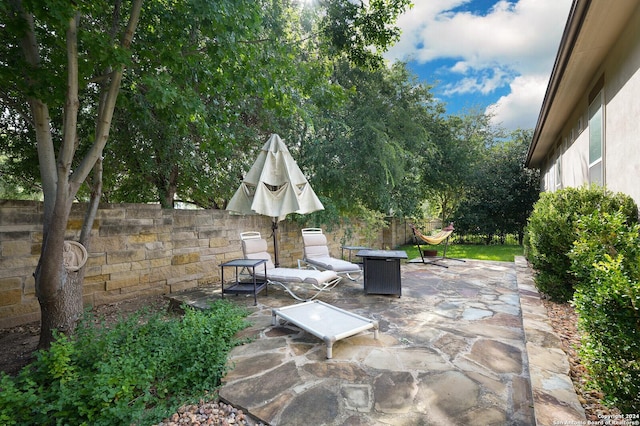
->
[531,1,640,207]
[604,6,640,203]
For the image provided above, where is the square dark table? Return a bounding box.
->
[220,259,268,305]
[356,249,408,297]
[341,245,369,264]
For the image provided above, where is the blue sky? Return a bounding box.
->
[383,0,573,131]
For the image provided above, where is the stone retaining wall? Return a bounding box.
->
[0,200,412,328]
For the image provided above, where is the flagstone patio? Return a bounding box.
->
[168,256,586,425]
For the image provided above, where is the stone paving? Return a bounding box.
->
[168,257,587,426]
[515,257,586,425]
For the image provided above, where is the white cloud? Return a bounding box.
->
[486,74,549,129]
[385,0,573,130]
[450,61,471,73]
[443,65,513,95]
[389,0,570,73]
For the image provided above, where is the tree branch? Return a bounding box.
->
[14,0,57,219]
[61,12,81,207]
[71,0,143,187]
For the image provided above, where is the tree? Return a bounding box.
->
[70,0,412,210]
[1,0,411,347]
[104,0,269,208]
[2,0,142,348]
[452,129,540,244]
[503,129,541,243]
[298,61,439,217]
[422,111,499,224]
[317,0,410,69]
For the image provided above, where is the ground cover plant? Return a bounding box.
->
[0,300,250,426]
[399,242,523,262]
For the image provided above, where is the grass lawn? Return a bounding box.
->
[398,243,524,262]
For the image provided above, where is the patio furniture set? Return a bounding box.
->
[222,135,458,358]
[220,224,459,358]
[219,227,450,358]
[222,228,407,303]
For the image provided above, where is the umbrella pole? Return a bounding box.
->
[272,219,279,268]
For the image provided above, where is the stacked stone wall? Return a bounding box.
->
[0,200,412,328]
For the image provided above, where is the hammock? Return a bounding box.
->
[413,228,453,245]
[409,223,465,268]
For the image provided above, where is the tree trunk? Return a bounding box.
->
[157,162,179,208]
[15,0,143,348]
[441,195,448,225]
[40,159,105,348]
[36,193,82,348]
[38,271,84,348]
[80,157,104,249]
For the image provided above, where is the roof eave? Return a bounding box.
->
[526,0,588,168]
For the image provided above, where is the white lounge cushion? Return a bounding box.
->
[305,256,361,273]
[302,232,360,273]
[303,234,331,258]
[254,268,338,286]
[242,235,339,284]
[242,238,276,269]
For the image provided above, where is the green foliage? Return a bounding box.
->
[524,186,637,302]
[453,129,540,244]
[423,111,501,224]
[1,0,413,211]
[319,0,411,68]
[569,211,640,413]
[0,154,42,200]
[302,60,439,218]
[0,301,250,426]
[105,0,289,208]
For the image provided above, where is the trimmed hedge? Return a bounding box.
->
[570,211,640,413]
[524,186,637,302]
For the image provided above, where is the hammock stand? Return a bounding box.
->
[409,223,466,268]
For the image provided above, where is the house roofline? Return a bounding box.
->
[526,0,589,167]
[527,0,640,169]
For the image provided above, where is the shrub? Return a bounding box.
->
[524,186,637,301]
[0,300,250,426]
[570,211,640,413]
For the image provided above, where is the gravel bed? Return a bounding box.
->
[542,298,622,422]
[152,400,266,426]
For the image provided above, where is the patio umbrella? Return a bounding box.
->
[227,134,324,266]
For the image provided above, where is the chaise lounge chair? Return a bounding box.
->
[299,228,362,281]
[409,223,465,268]
[241,232,342,301]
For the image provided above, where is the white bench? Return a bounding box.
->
[272,300,379,359]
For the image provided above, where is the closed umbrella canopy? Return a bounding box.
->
[227,134,324,265]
